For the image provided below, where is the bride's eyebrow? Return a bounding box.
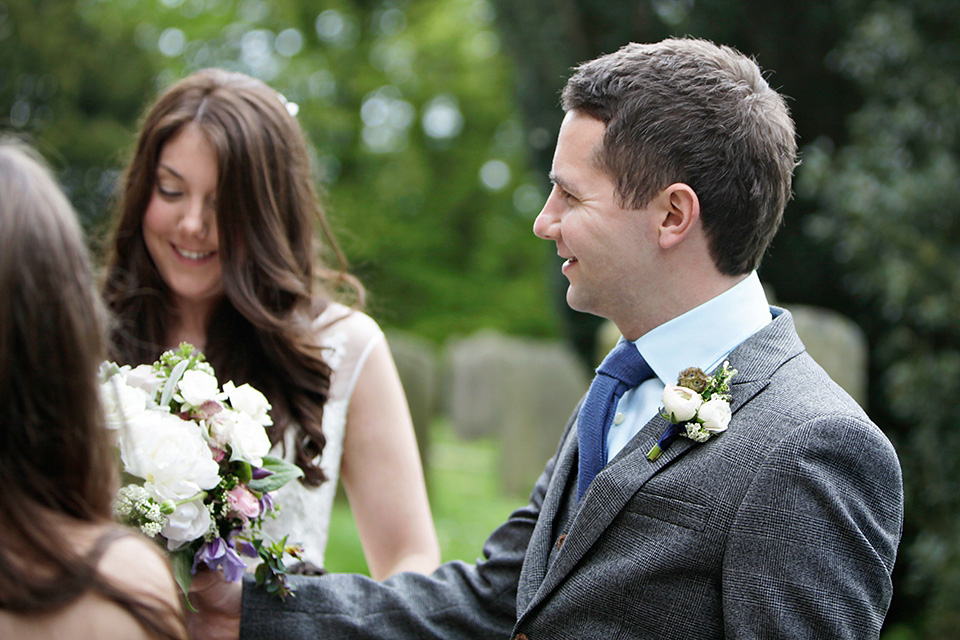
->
[157,163,184,180]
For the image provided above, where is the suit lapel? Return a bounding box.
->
[517,307,802,619]
[516,417,580,612]
[520,413,695,615]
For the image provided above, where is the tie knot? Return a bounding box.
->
[597,341,653,388]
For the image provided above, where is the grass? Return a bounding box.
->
[323,418,525,574]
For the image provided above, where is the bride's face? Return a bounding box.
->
[142,124,223,317]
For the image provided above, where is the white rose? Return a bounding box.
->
[100,374,149,430]
[161,499,211,550]
[120,411,221,500]
[177,369,222,407]
[223,380,272,426]
[698,396,732,433]
[124,364,163,399]
[207,409,271,467]
[661,384,703,422]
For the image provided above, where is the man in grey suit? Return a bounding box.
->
[189,37,903,639]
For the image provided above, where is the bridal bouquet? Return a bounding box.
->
[100,343,303,599]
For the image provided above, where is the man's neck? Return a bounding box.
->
[617,272,749,341]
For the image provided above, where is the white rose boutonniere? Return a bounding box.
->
[697,397,732,432]
[647,362,737,461]
[661,384,703,422]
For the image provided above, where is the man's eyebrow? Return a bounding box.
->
[548,171,575,193]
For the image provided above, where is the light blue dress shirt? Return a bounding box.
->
[605,271,772,462]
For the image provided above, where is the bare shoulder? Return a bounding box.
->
[0,531,183,640]
[313,301,383,343]
[98,533,179,599]
[95,532,184,639]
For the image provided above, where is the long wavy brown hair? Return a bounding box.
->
[102,69,362,485]
[0,140,186,639]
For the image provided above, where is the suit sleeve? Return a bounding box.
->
[239,416,576,640]
[721,415,904,639]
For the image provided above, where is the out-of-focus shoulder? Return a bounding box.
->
[99,533,176,593]
[0,526,184,640]
[97,533,185,638]
[313,301,384,344]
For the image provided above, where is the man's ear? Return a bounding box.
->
[657,183,700,249]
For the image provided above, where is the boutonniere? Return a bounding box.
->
[646,361,737,461]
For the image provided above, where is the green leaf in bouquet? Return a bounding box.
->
[160,358,191,409]
[251,535,298,599]
[170,545,197,609]
[247,456,304,492]
[235,461,253,484]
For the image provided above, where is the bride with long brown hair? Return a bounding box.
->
[101,69,439,578]
[0,140,187,639]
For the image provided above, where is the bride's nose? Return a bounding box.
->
[178,199,211,237]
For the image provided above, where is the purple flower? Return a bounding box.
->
[235,538,258,558]
[252,466,273,480]
[258,491,275,515]
[228,528,258,558]
[192,537,246,582]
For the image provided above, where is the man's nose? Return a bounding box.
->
[533,192,560,240]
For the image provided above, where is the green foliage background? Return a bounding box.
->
[4,0,960,636]
[2,0,556,342]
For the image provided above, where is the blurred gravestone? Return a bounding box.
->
[385,330,438,470]
[786,304,868,406]
[445,330,589,495]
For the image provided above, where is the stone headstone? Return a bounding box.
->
[445,330,590,495]
[786,304,868,405]
[444,331,519,440]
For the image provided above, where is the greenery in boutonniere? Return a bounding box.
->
[647,362,737,461]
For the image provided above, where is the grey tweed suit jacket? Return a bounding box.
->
[241,308,903,639]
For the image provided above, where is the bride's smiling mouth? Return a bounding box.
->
[173,245,217,261]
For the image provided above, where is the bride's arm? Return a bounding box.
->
[339,336,441,579]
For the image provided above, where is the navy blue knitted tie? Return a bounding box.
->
[577,341,653,500]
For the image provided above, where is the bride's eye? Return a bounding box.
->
[156,183,182,198]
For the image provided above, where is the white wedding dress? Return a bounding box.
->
[260,302,384,569]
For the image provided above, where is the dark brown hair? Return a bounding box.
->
[562,38,798,275]
[102,69,363,485]
[0,139,186,639]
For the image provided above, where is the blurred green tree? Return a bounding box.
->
[800,1,960,635]
[2,0,558,343]
[0,0,157,228]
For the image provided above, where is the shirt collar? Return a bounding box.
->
[633,271,772,385]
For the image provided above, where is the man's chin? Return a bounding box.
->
[565,290,600,317]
